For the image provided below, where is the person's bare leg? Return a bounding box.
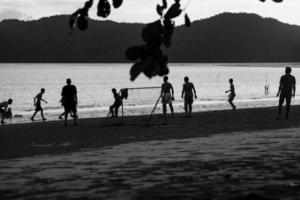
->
[229,100,236,110]
[64,112,68,126]
[189,103,192,116]
[169,104,174,117]
[184,103,188,115]
[163,104,167,115]
[286,98,291,119]
[73,112,78,125]
[31,111,38,121]
[41,110,47,121]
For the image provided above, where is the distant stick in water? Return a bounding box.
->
[61,79,78,126]
[276,67,296,120]
[225,79,236,110]
[181,76,197,118]
[0,99,13,124]
[31,88,47,121]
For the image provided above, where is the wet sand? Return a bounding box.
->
[0,106,300,199]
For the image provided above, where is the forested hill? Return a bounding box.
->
[1,13,300,63]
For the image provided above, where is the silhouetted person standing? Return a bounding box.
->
[31,88,47,121]
[61,79,78,126]
[225,78,236,110]
[277,67,296,119]
[161,76,174,117]
[109,88,122,117]
[181,76,197,117]
[0,99,13,124]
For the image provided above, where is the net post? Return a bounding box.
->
[147,94,162,126]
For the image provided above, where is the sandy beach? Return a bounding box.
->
[1,106,300,199]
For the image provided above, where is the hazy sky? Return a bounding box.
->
[1,0,300,25]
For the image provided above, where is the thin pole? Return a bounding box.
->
[148,94,162,125]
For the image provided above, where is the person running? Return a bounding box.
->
[181,76,197,117]
[225,78,236,110]
[0,99,13,124]
[31,88,47,121]
[277,67,296,119]
[161,76,175,117]
[109,88,122,117]
[61,79,78,126]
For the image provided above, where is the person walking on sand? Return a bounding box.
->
[181,76,197,117]
[31,88,47,121]
[161,76,175,117]
[0,98,13,124]
[61,79,78,126]
[225,78,236,110]
[277,67,296,120]
[109,88,122,118]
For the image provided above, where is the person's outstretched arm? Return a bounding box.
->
[277,78,283,97]
[171,84,175,99]
[292,78,296,98]
[33,96,37,106]
[192,84,197,99]
[181,85,185,99]
[41,98,48,103]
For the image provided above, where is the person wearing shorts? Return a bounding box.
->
[31,88,47,121]
[161,76,174,117]
[0,99,13,124]
[61,79,78,126]
[181,76,197,117]
[277,67,296,119]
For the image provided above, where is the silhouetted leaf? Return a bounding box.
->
[163,19,175,36]
[142,20,162,45]
[162,0,168,9]
[97,0,111,18]
[130,62,144,81]
[77,15,88,31]
[112,0,123,8]
[156,5,163,16]
[184,13,191,27]
[126,45,146,61]
[164,2,182,19]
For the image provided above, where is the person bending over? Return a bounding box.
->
[0,99,13,124]
[109,88,122,117]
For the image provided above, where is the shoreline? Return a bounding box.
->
[1,105,299,160]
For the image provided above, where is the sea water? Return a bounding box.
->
[0,63,300,124]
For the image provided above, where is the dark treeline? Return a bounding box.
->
[1,12,300,63]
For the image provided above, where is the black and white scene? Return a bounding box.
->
[1,0,300,199]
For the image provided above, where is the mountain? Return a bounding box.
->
[1,13,300,63]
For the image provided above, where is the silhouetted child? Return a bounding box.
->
[31,88,47,121]
[225,79,236,110]
[161,76,175,117]
[181,76,197,117]
[277,67,296,119]
[0,98,13,124]
[110,88,122,117]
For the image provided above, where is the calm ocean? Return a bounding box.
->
[1,63,300,124]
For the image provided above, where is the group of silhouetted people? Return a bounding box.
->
[0,67,297,125]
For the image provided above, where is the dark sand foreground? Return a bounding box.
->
[0,106,299,159]
[0,106,300,199]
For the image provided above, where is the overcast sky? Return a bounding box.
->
[1,0,300,25]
